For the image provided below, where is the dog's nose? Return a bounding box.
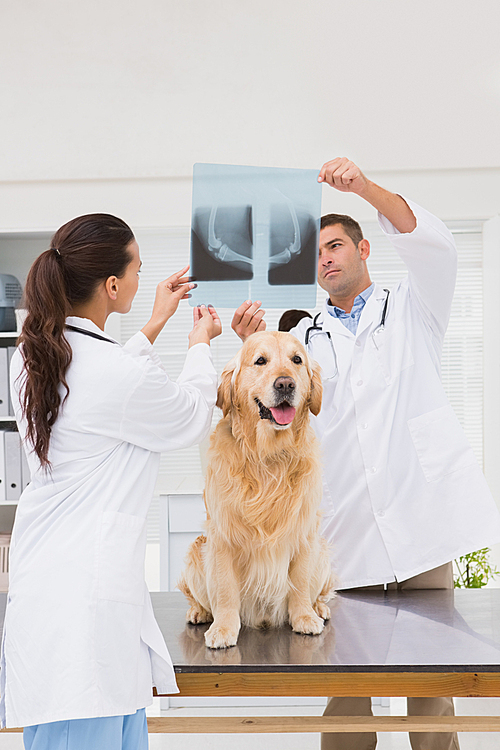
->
[273,377,296,395]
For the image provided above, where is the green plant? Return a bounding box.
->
[454,547,499,588]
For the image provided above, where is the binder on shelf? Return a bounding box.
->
[0,532,11,592]
[0,431,6,503]
[0,350,8,417]
[7,347,16,417]
[4,431,21,503]
[21,441,31,492]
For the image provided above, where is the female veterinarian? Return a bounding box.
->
[0,214,221,749]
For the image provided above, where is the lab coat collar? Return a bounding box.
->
[320,283,387,339]
[355,284,389,338]
[320,300,353,338]
[65,316,120,345]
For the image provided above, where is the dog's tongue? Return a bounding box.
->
[270,403,296,425]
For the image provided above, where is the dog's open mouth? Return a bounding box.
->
[255,398,296,426]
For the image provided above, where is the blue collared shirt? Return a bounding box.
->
[326,283,375,335]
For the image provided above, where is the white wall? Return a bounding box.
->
[1,0,500,182]
[1,168,500,235]
[1,0,499,228]
[2,0,500,578]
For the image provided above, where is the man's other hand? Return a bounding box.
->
[231,300,266,342]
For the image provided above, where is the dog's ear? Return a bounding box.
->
[216,354,240,417]
[308,360,323,416]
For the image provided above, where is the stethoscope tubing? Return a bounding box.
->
[66,325,119,345]
[305,288,390,344]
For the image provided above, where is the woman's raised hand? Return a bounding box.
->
[141,265,195,344]
[154,265,194,318]
[189,305,222,347]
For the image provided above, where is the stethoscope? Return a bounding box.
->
[66,325,119,345]
[304,289,390,379]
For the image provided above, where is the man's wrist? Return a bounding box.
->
[355,178,377,202]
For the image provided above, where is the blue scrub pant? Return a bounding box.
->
[23,708,148,750]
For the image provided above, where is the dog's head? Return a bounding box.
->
[217,331,322,432]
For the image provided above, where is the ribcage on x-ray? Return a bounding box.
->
[268,204,318,286]
[191,205,253,281]
[191,203,317,286]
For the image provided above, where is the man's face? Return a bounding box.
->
[317,224,370,303]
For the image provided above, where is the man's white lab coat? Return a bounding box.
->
[292,199,500,590]
[0,317,217,728]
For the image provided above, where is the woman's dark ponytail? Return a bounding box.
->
[19,214,134,468]
[19,249,72,469]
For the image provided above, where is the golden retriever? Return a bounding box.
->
[178,331,336,649]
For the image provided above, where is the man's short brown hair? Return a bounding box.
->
[278,309,312,332]
[320,213,364,247]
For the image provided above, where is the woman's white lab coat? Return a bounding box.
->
[292,199,500,590]
[0,316,217,728]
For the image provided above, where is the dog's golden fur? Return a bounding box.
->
[178,331,336,649]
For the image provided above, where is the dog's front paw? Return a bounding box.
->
[291,611,325,635]
[186,605,213,625]
[313,601,331,621]
[204,622,239,649]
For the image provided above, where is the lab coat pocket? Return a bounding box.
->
[407,405,477,483]
[98,511,147,606]
[372,321,414,385]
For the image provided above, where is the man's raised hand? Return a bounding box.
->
[318,157,369,196]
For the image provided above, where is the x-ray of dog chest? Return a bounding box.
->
[191,205,254,281]
[190,163,322,308]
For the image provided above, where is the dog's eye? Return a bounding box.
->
[254,356,267,366]
[292,355,303,365]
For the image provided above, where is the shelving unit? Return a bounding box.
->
[0,232,50,538]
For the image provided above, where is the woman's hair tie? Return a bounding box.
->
[52,247,61,257]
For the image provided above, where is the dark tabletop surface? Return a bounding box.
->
[149,589,500,674]
[1,589,500,675]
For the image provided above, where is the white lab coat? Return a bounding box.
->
[292,199,500,590]
[0,316,217,728]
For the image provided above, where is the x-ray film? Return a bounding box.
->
[190,163,322,308]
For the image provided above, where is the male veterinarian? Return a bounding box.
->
[232,157,500,750]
